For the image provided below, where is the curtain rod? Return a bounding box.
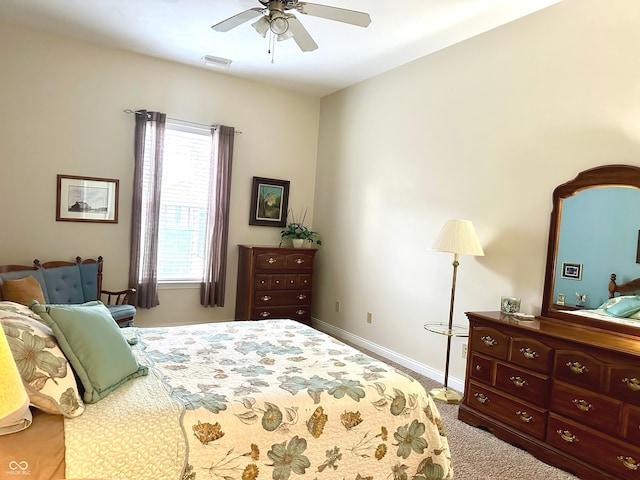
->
[123,109,242,134]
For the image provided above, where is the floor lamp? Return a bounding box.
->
[430,219,484,404]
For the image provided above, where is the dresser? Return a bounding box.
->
[459,311,640,480]
[235,245,317,326]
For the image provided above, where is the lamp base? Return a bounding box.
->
[429,386,462,404]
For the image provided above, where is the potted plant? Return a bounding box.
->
[280,208,322,248]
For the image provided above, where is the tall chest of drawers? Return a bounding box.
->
[235,245,317,326]
[460,311,640,480]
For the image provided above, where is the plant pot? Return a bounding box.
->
[291,239,304,248]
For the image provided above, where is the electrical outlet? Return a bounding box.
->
[335,301,341,312]
[367,312,373,324]
[462,343,468,359]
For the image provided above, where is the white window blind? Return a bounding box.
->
[143,122,213,282]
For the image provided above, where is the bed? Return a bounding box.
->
[0,301,452,480]
[563,273,640,329]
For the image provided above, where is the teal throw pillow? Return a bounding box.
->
[604,296,640,318]
[30,301,147,403]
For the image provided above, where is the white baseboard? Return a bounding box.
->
[313,318,465,393]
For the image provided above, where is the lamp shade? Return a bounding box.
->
[431,219,485,256]
[0,327,31,435]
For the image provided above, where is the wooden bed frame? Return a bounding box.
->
[608,272,640,298]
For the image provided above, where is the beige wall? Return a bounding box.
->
[313,0,640,388]
[0,21,320,327]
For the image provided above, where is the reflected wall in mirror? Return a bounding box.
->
[542,164,640,334]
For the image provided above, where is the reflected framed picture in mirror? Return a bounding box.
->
[561,262,582,280]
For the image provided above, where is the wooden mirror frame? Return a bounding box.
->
[542,164,640,334]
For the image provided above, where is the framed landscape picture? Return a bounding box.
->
[249,176,290,227]
[56,174,119,223]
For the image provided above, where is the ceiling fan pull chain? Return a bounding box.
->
[270,31,276,63]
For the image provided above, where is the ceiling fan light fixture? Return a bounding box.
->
[251,16,270,37]
[269,14,289,35]
[277,30,293,42]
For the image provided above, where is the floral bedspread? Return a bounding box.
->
[67,320,453,480]
[142,320,452,480]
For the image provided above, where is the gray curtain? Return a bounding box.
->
[129,110,166,308]
[201,125,235,307]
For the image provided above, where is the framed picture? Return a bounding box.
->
[249,176,290,227]
[56,174,119,223]
[561,262,582,280]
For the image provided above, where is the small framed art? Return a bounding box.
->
[56,174,119,223]
[249,176,290,227]
[561,262,582,280]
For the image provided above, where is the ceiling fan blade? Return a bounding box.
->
[212,8,264,32]
[286,15,318,52]
[296,2,371,27]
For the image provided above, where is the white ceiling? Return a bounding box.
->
[0,0,562,97]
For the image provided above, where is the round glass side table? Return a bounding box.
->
[424,322,469,404]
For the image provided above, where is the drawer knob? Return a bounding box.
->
[572,399,593,412]
[295,258,304,264]
[617,456,639,471]
[259,311,271,318]
[566,361,589,375]
[296,309,306,315]
[474,393,489,404]
[516,411,533,423]
[481,336,497,347]
[557,429,579,443]
[297,294,307,300]
[519,347,539,360]
[267,257,276,264]
[622,377,640,392]
[475,365,482,372]
[510,376,528,388]
[260,295,272,302]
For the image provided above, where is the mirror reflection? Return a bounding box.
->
[543,164,640,334]
[552,187,640,310]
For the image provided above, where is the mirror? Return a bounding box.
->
[542,164,640,333]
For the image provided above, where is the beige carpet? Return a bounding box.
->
[354,344,579,480]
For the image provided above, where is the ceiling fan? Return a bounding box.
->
[211,0,371,52]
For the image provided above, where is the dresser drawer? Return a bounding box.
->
[548,414,640,479]
[255,274,286,290]
[254,290,311,307]
[467,381,547,439]
[471,327,509,360]
[495,362,550,407]
[255,274,311,290]
[255,253,288,270]
[284,253,315,270]
[252,305,311,322]
[284,274,312,289]
[554,350,604,391]
[609,366,640,406]
[623,404,640,443]
[550,381,622,436]
[509,337,552,374]
[469,353,494,384]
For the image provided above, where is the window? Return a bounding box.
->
[142,123,213,282]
